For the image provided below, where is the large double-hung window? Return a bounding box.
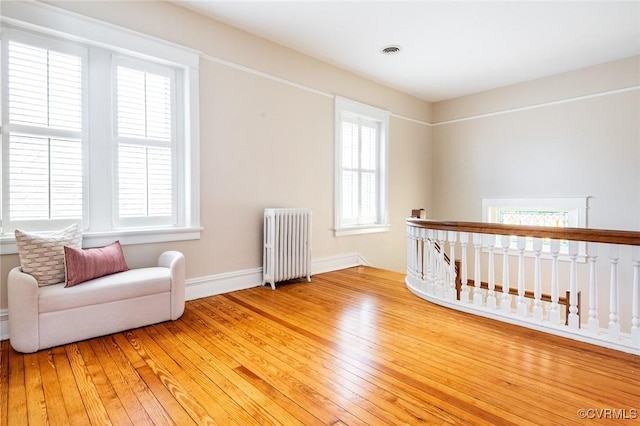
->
[334,97,389,236]
[0,1,200,250]
[5,35,86,230]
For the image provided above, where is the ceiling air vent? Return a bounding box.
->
[381,45,401,55]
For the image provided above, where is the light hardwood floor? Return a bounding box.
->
[1,266,638,425]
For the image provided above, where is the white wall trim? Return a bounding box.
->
[0,252,365,341]
[432,85,640,126]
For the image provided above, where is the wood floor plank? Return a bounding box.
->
[6,343,28,426]
[89,337,155,425]
[76,340,133,426]
[124,326,233,425]
[50,346,92,425]
[64,343,113,425]
[99,335,175,426]
[2,266,638,425]
[0,341,9,426]
[110,333,197,426]
[23,353,48,425]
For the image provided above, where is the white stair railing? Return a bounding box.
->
[406,219,640,355]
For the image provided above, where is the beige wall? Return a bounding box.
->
[431,56,640,328]
[0,0,432,310]
[431,56,640,231]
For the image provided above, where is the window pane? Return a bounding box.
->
[118,145,173,218]
[117,66,172,141]
[341,122,358,169]
[148,147,172,217]
[118,144,148,218]
[145,73,172,141]
[117,67,147,138]
[360,125,377,170]
[341,171,358,223]
[8,41,82,131]
[360,171,377,223]
[50,138,83,218]
[9,134,82,220]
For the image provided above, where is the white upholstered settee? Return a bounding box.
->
[8,251,185,353]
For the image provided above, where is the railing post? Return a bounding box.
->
[608,244,620,339]
[532,238,543,321]
[568,241,580,330]
[548,239,561,325]
[587,242,599,334]
[473,233,483,306]
[500,235,511,313]
[516,236,527,317]
[460,232,469,303]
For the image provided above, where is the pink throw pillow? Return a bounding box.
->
[64,241,129,287]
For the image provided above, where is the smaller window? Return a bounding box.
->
[483,197,588,258]
[334,97,389,237]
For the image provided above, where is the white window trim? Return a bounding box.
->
[0,1,201,254]
[334,96,389,237]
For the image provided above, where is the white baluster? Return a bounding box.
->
[420,228,428,290]
[516,236,527,317]
[485,234,497,309]
[460,232,470,303]
[500,235,511,313]
[407,225,419,280]
[473,233,483,306]
[587,243,599,334]
[548,239,561,325]
[532,238,543,321]
[437,230,447,298]
[632,246,640,347]
[608,244,620,339]
[427,229,435,292]
[448,231,457,301]
[568,240,579,330]
[407,225,412,281]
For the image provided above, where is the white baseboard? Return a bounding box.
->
[186,252,364,301]
[0,252,364,341]
[0,309,7,341]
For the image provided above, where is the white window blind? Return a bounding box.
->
[340,118,380,226]
[334,96,389,238]
[5,39,84,226]
[115,62,175,224]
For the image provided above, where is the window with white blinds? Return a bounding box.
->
[1,20,199,246]
[115,61,175,225]
[4,36,85,230]
[334,97,389,236]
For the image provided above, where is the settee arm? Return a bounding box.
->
[158,251,185,320]
[8,267,40,353]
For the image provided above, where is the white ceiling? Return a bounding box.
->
[176,1,640,102]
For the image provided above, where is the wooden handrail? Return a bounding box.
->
[407,219,640,246]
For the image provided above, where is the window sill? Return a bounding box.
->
[334,224,390,237]
[0,226,202,255]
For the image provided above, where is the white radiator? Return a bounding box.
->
[263,208,312,289]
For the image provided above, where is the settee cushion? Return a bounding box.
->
[64,241,129,287]
[15,224,83,286]
[38,267,171,313]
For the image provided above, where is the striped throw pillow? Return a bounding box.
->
[15,224,83,286]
